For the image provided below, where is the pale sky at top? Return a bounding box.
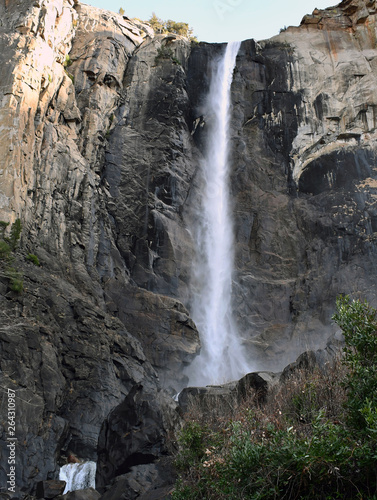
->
[82,0,336,43]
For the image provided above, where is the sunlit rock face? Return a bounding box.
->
[2,0,377,496]
[0,0,78,221]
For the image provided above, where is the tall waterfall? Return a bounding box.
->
[187,41,251,387]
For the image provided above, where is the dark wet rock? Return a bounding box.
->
[57,489,101,500]
[99,458,175,500]
[96,387,180,490]
[36,480,66,499]
[280,351,319,382]
[0,260,176,496]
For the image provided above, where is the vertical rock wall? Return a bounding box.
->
[227,0,377,369]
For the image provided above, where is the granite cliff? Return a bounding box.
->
[1,0,377,497]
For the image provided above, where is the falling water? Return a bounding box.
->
[186,41,251,387]
[59,462,96,494]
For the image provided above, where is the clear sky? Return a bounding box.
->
[81,0,336,43]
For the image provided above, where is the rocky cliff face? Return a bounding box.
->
[0,1,193,497]
[230,0,377,367]
[1,0,377,497]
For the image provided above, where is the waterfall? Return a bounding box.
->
[186,41,251,387]
[59,462,96,494]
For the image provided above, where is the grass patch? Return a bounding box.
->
[26,253,40,266]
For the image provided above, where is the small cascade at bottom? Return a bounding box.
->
[59,462,96,494]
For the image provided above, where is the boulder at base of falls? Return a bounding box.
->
[95,385,181,493]
[56,489,101,500]
[178,371,280,416]
[36,480,66,499]
[99,458,176,500]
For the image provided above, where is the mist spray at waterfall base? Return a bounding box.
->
[186,41,252,387]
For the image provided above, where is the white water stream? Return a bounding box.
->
[59,462,96,494]
[186,41,251,387]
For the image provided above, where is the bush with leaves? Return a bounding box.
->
[148,12,197,41]
[6,218,22,251]
[26,253,40,266]
[5,266,23,293]
[0,240,11,260]
[155,45,181,65]
[0,220,9,238]
[0,219,21,260]
[333,295,377,431]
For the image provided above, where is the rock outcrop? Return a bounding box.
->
[2,0,377,497]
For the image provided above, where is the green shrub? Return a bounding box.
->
[290,379,321,423]
[155,45,181,66]
[66,72,74,84]
[175,421,209,469]
[0,220,9,239]
[155,45,173,61]
[173,411,370,499]
[333,295,377,431]
[10,277,23,293]
[64,54,72,67]
[5,218,21,251]
[26,253,40,266]
[5,267,23,293]
[148,12,197,41]
[0,240,11,260]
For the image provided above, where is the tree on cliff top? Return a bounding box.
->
[148,12,197,41]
